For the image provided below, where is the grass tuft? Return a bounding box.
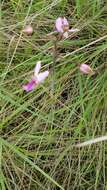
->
[0,0,107,189]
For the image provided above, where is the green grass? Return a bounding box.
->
[0,0,107,189]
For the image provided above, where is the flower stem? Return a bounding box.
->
[51,37,58,126]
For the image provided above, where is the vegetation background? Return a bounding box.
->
[0,0,107,189]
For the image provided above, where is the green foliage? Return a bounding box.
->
[0,0,107,189]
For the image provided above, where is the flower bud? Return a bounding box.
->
[23,25,33,35]
[80,64,94,75]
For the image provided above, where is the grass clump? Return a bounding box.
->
[0,0,107,189]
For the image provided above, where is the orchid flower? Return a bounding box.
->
[23,61,49,92]
[55,17,79,38]
[80,64,94,75]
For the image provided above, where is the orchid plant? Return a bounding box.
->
[22,18,95,93]
[23,61,49,92]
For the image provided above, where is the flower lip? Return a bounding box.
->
[22,79,37,92]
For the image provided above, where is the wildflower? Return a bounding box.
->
[80,64,94,75]
[23,25,33,35]
[55,17,79,38]
[23,61,49,92]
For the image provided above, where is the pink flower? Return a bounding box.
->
[23,61,49,92]
[55,17,79,38]
[55,17,69,33]
[23,25,33,35]
[23,79,37,92]
[80,64,94,75]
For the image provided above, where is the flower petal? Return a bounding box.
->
[55,17,69,35]
[69,28,80,32]
[63,17,69,26]
[34,61,41,76]
[22,79,37,92]
[63,32,68,38]
[55,17,64,33]
[36,71,49,83]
